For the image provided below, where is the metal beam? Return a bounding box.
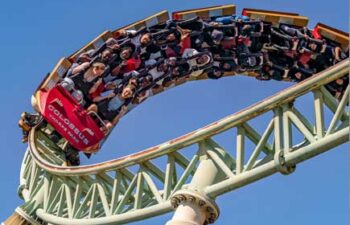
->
[16,60,348,225]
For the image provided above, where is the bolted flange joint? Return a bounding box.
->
[274,151,296,175]
[170,189,220,224]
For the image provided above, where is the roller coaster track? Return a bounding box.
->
[14,59,349,225]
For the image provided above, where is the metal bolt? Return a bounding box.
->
[178,194,186,202]
[206,206,213,213]
[171,197,180,208]
[188,196,195,203]
[208,217,215,224]
[198,200,206,207]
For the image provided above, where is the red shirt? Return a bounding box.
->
[221,38,236,49]
[89,82,106,100]
[180,36,191,54]
[122,58,141,73]
[299,52,312,65]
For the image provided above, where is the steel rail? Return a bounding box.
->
[8,5,349,225]
[28,59,349,176]
[205,127,349,197]
[34,127,349,225]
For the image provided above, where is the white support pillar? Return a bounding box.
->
[167,140,226,225]
[166,201,207,225]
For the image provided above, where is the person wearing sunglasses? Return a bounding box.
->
[69,62,106,106]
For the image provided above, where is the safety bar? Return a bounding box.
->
[87,111,110,134]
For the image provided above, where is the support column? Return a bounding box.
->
[167,140,232,225]
[4,182,46,225]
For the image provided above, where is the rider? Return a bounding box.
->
[18,112,41,143]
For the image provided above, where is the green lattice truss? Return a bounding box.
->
[16,60,349,225]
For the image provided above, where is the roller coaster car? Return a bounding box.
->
[36,80,107,153]
[32,12,173,154]
[241,8,308,27]
[33,6,349,156]
[312,23,349,49]
[172,4,236,20]
[70,11,169,62]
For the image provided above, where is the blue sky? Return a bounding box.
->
[0,0,348,224]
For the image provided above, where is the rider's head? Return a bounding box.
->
[140,33,152,46]
[120,82,136,99]
[92,62,106,76]
[196,54,210,65]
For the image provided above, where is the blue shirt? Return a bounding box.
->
[109,97,124,111]
[215,15,250,24]
[215,16,234,25]
[102,90,138,112]
[101,91,124,111]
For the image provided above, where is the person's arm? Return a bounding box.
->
[71,62,90,75]
[271,28,293,41]
[296,66,314,76]
[176,17,200,26]
[280,24,303,38]
[334,46,343,62]
[106,37,118,45]
[299,46,312,53]
[112,105,128,126]
[106,38,121,51]
[308,37,325,45]
[89,78,103,94]
[127,26,148,38]
[93,91,115,103]
[325,82,339,95]
[111,61,127,76]
[151,29,173,40]
[175,25,189,38]
[318,43,327,54]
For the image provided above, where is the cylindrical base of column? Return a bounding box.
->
[166,202,207,225]
[168,190,220,225]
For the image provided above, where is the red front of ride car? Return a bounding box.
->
[38,85,106,152]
